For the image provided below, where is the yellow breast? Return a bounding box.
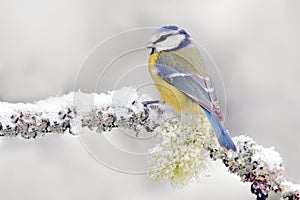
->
[148,52,203,114]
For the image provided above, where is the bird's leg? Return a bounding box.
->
[142,100,160,107]
[141,100,160,124]
[131,100,160,137]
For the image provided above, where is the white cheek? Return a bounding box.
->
[155,34,185,51]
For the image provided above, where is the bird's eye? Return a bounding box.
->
[154,34,169,44]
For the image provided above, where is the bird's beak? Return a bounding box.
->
[145,42,154,48]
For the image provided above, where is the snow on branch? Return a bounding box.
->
[0,87,299,200]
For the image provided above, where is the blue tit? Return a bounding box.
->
[146,25,236,151]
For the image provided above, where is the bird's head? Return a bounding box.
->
[146,25,191,53]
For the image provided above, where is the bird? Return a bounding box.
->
[146,25,236,151]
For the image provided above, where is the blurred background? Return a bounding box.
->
[0,0,299,199]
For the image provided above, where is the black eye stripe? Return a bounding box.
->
[153,34,172,44]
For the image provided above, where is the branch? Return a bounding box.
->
[0,87,299,200]
[0,87,158,138]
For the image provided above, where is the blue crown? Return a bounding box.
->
[161,25,179,30]
[159,25,190,37]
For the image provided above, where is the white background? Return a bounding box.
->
[0,0,299,199]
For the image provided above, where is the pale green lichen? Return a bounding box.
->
[148,115,300,200]
[149,114,217,188]
[1,89,299,200]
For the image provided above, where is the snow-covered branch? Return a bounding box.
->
[0,87,299,200]
[0,88,159,139]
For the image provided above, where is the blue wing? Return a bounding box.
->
[154,50,236,151]
[155,50,223,121]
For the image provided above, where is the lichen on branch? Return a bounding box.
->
[0,87,299,200]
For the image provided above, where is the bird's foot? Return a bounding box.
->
[142,100,160,107]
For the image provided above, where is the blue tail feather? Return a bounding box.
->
[202,108,236,151]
